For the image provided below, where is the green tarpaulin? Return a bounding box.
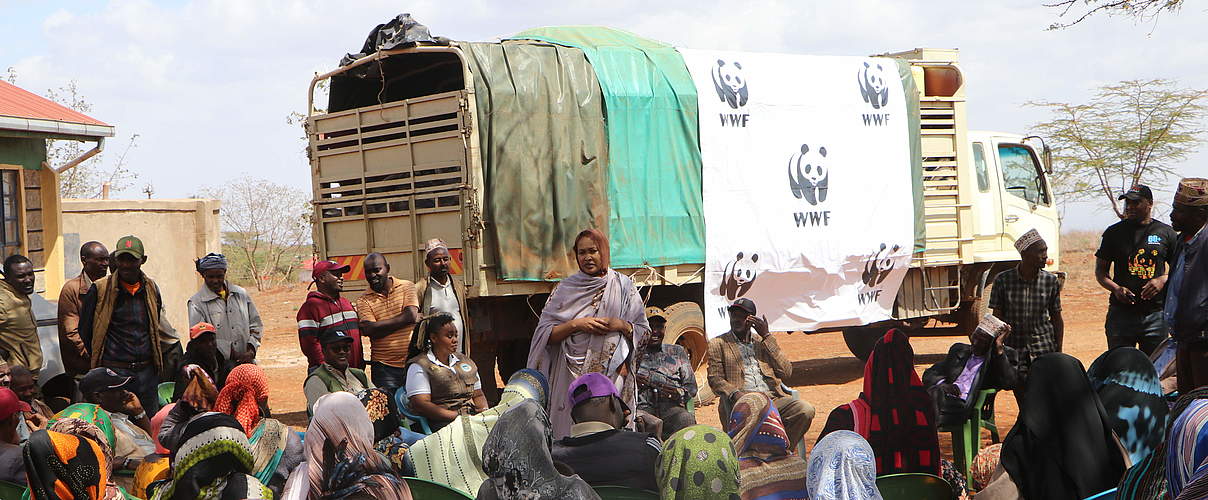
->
[462,41,609,281]
[896,59,926,254]
[509,27,706,271]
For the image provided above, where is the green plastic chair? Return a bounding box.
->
[157,382,175,407]
[938,388,999,489]
[593,485,660,500]
[401,477,474,499]
[0,480,25,500]
[875,473,956,500]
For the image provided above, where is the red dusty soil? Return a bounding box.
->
[257,236,1111,458]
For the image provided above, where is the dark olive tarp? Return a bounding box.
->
[462,41,609,281]
[509,27,707,272]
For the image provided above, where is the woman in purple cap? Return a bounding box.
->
[527,229,651,439]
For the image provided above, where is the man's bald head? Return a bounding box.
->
[80,241,110,281]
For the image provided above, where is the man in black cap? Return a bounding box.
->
[303,325,373,415]
[1095,184,1178,354]
[635,311,697,438]
[706,298,814,451]
[80,367,156,469]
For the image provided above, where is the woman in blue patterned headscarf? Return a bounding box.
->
[1087,347,1169,464]
[807,430,882,500]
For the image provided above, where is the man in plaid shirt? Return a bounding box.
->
[989,229,1064,405]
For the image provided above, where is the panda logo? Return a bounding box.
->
[719,251,759,300]
[787,143,828,206]
[862,243,901,287]
[711,59,748,109]
[857,61,889,110]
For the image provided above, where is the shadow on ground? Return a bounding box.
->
[783,353,947,386]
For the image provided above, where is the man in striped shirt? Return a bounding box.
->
[297,260,364,371]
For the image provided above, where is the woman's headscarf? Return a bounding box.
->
[358,388,400,443]
[214,364,268,437]
[51,403,117,453]
[727,392,808,500]
[573,228,610,274]
[1167,399,1208,499]
[1000,353,1127,499]
[409,368,549,494]
[844,329,939,475]
[47,419,126,500]
[806,430,881,500]
[658,425,740,500]
[478,399,597,500]
[155,412,271,500]
[24,430,110,500]
[302,392,409,500]
[528,229,650,439]
[1087,347,1169,464]
[1118,388,1208,500]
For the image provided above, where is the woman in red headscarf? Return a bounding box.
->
[213,364,304,498]
[527,229,651,439]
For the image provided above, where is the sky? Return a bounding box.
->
[3,0,1208,231]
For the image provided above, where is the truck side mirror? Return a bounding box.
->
[1043,144,1053,174]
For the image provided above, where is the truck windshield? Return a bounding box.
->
[999,144,1049,206]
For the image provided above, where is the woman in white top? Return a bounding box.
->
[404,314,488,431]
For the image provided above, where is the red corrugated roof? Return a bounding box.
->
[0,80,109,126]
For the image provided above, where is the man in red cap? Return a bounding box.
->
[296,260,364,371]
[0,387,29,484]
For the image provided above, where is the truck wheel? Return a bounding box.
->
[843,326,887,362]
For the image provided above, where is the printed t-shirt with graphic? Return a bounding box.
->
[1095,219,1178,312]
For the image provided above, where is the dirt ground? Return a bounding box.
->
[256,232,1111,459]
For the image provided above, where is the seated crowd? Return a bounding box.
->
[0,186,1204,500]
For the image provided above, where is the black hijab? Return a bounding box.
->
[1087,347,1169,465]
[1000,353,1128,499]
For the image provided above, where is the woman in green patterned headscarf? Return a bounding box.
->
[52,403,117,452]
[658,425,740,500]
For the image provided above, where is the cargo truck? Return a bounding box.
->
[304,27,1061,400]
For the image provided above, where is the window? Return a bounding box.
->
[0,170,19,259]
[998,144,1049,205]
[973,142,990,193]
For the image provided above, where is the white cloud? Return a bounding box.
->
[7,0,1208,230]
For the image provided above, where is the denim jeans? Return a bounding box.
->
[370,362,408,399]
[1105,306,1168,355]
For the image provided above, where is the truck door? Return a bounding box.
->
[994,141,1060,262]
[970,141,1004,252]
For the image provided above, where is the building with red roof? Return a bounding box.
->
[0,80,115,294]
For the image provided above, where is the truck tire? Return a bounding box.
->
[843,326,887,362]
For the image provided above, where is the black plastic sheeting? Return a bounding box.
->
[338,13,446,67]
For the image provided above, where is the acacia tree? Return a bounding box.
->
[203,177,311,291]
[1045,0,1184,29]
[1028,79,1207,218]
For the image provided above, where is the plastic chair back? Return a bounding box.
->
[1083,487,1117,500]
[157,382,175,407]
[875,473,956,500]
[0,480,25,499]
[593,485,660,500]
[394,387,433,435]
[401,476,475,499]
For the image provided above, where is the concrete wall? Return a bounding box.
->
[61,199,221,335]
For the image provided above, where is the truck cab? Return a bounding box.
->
[967,131,1061,270]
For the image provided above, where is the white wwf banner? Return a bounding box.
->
[679,48,915,338]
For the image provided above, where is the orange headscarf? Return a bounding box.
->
[573,228,610,275]
[213,364,269,437]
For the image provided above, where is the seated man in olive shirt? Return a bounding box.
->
[551,373,661,492]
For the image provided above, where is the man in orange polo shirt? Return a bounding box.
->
[355,252,421,397]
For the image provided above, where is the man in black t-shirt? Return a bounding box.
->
[1095,184,1178,354]
[551,372,662,492]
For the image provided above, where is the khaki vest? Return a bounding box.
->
[408,354,477,412]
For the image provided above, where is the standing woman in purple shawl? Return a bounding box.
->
[528,229,651,439]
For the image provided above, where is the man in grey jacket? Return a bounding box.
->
[1167,178,1208,393]
[187,253,263,364]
